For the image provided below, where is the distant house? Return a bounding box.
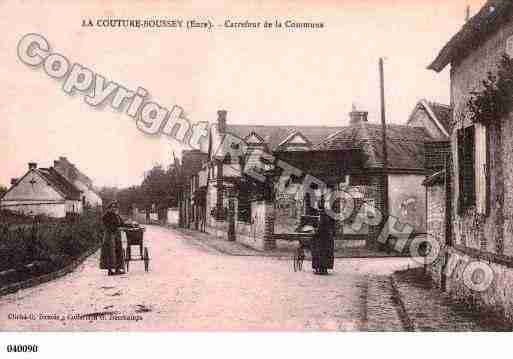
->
[180,105,449,251]
[53,156,102,208]
[178,149,209,230]
[408,100,453,176]
[307,106,449,249]
[428,0,513,321]
[407,99,453,140]
[0,162,82,218]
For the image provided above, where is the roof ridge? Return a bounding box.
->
[318,138,429,143]
[427,101,452,109]
[227,123,345,129]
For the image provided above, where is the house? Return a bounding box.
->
[428,0,513,321]
[53,156,103,208]
[0,162,83,218]
[179,110,348,250]
[178,149,208,230]
[310,105,450,249]
[180,104,449,251]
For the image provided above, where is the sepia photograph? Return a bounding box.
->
[1,0,513,357]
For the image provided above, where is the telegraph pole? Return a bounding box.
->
[379,58,389,222]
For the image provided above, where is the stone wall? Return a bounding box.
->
[445,247,513,323]
[235,201,276,250]
[425,183,446,288]
[0,201,66,218]
[450,16,513,254]
[446,15,513,321]
[205,200,276,250]
[167,208,179,226]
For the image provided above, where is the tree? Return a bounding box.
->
[0,184,8,198]
[96,159,186,217]
[117,186,143,215]
[98,187,118,208]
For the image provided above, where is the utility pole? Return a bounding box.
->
[379,57,389,223]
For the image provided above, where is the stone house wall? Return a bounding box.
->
[425,182,446,288]
[448,15,513,320]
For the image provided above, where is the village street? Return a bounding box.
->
[0,225,419,331]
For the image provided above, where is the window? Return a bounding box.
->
[457,123,489,215]
[457,125,475,213]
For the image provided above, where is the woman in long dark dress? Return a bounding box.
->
[311,206,335,275]
[99,202,125,276]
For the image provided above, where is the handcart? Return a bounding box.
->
[292,215,318,272]
[292,213,335,274]
[120,223,150,272]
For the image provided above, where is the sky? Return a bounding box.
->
[0,0,487,188]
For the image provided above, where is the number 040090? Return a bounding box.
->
[6,344,38,353]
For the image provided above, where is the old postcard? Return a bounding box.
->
[1,0,512,354]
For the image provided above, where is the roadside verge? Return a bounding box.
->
[0,245,100,297]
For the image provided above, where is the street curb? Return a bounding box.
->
[172,226,411,260]
[0,244,100,297]
[390,274,416,332]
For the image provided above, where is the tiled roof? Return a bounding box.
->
[37,168,82,200]
[226,124,346,151]
[429,0,513,72]
[313,122,433,171]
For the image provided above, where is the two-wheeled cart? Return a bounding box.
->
[291,213,335,274]
[120,224,150,272]
[292,215,318,272]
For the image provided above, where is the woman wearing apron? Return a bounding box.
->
[99,201,125,276]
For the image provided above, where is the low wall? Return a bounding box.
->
[425,183,446,288]
[0,201,66,218]
[167,208,179,226]
[444,246,513,324]
[204,201,274,250]
[206,221,267,251]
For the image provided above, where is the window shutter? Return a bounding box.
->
[474,123,489,215]
[457,126,475,213]
[457,129,465,212]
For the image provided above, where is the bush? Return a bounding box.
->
[0,211,103,273]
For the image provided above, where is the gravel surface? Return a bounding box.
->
[0,225,418,331]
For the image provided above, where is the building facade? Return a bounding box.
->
[180,104,449,251]
[429,0,513,321]
[1,162,83,218]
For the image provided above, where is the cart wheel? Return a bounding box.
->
[143,247,150,272]
[125,247,130,272]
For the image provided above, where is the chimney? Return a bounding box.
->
[217,110,227,133]
[28,162,37,170]
[11,178,18,186]
[349,104,368,125]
